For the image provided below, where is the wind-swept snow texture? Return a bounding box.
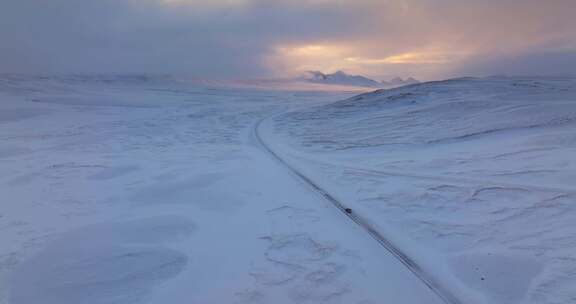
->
[0,75,453,304]
[270,76,576,304]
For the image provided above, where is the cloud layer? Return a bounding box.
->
[1,0,575,79]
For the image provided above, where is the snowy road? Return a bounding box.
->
[254,116,463,304]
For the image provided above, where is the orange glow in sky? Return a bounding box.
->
[348,52,451,65]
[267,43,469,79]
[141,0,576,79]
[2,0,575,78]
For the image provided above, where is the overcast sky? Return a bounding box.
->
[1,0,575,80]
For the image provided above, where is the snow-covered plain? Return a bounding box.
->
[270,76,576,304]
[1,75,574,304]
[0,75,449,304]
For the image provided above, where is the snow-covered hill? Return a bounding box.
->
[0,75,445,304]
[272,75,576,304]
[2,74,575,304]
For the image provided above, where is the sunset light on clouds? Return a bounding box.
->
[1,0,575,80]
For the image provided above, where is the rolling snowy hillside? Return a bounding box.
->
[269,76,576,304]
[1,74,575,304]
[1,75,449,304]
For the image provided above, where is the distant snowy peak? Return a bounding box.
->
[381,77,420,86]
[302,71,382,88]
[299,71,420,88]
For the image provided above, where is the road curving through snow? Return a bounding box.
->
[254,115,466,304]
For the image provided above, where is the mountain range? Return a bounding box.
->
[301,71,419,88]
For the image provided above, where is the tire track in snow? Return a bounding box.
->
[253,117,464,304]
